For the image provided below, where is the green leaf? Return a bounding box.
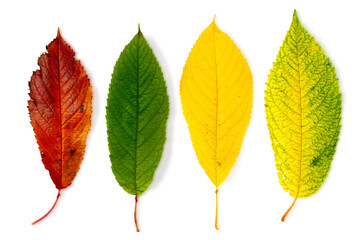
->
[106,28,169,197]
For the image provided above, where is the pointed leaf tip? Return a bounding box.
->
[57,28,61,37]
[137,24,143,38]
[292,10,299,24]
[210,16,218,31]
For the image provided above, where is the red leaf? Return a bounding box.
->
[28,29,92,224]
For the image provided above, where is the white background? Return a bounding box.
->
[0,0,359,239]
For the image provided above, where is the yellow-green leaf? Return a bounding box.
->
[265,11,341,221]
[180,19,252,229]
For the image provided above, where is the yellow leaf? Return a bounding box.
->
[180,19,252,229]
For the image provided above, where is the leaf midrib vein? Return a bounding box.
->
[58,38,64,188]
[294,24,303,197]
[134,36,140,196]
[212,24,219,187]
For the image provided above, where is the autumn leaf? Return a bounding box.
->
[180,19,252,230]
[265,10,341,221]
[106,26,169,232]
[28,29,92,224]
